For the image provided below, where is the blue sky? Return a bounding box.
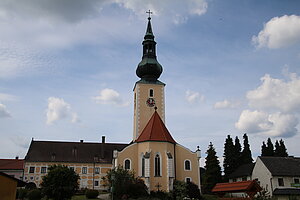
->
[1,0,300,165]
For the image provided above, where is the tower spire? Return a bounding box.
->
[136,12,163,82]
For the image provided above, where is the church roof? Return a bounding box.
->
[135,111,176,144]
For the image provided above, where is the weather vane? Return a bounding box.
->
[146,9,153,19]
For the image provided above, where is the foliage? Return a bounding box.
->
[41,164,80,200]
[186,181,202,200]
[266,138,274,156]
[202,194,218,200]
[106,166,148,199]
[150,190,171,200]
[85,190,99,199]
[17,188,28,199]
[26,182,37,190]
[274,139,288,157]
[233,136,242,169]
[27,189,42,200]
[241,133,253,164]
[172,180,187,200]
[262,138,288,157]
[223,135,235,181]
[261,141,268,156]
[203,142,222,194]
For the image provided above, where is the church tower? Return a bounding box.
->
[133,16,165,141]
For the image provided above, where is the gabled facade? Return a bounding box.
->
[252,156,300,198]
[114,16,201,192]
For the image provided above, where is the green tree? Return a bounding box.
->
[187,181,202,200]
[223,135,235,181]
[279,139,288,157]
[233,136,242,168]
[241,133,253,164]
[261,141,268,156]
[203,142,222,194]
[274,140,280,156]
[172,180,187,200]
[266,138,274,156]
[41,165,80,200]
[106,166,148,199]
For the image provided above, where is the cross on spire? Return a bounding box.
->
[146,10,153,19]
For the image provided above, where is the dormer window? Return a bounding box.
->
[72,147,77,157]
[51,153,56,161]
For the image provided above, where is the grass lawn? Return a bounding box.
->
[71,195,99,200]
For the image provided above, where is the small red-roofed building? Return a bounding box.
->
[212,180,262,199]
[0,157,24,181]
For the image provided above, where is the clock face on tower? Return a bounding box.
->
[146,98,155,107]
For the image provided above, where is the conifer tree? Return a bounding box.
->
[233,136,242,168]
[203,142,222,194]
[261,141,268,156]
[265,138,274,156]
[223,135,235,181]
[241,133,253,164]
[279,139,288,157]
[274,140,280,156]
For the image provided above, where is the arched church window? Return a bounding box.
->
[125,159,131,170]
[149,89,154,97]
[142,157,145,177]
[155,154,161,176]
[184,160,191,171]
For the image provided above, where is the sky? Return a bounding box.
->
[1,0,300,165]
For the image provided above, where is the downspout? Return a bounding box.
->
[173,143,176,179]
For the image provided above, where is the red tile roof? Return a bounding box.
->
[212,180,261,193]
[135,111,176,144]
[0,159,24,170]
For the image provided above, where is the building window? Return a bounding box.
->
[149,89,154,97]
[29,167,35,173]
[184,160,191,171]
[242,177,247,181]
[69,166,74,171]
[125,159,131,170]
[185,177,191,183]
[155,154,161,177]
[95,167,100,174]
[41,167,47,174]
[142,157,145,177]
[82,167,87,174]
[233,178,237,182]
[95,180,99,186]
[278,178,284,186]
[294,178,299,184]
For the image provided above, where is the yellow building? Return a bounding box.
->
[0,172,26,200]
[114,16,201,192]
[24,16,201,192]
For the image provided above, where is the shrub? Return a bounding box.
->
[85,189,99,199]
[17,188,28,200]
[187,182,202,200]
[27,189,42,200]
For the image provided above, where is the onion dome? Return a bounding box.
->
[136,17,163,82]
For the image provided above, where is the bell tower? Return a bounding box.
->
[133,14,165,141]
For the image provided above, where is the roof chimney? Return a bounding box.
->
[15,156,19,160]
[80,140,83,143]
[102,136,105,143]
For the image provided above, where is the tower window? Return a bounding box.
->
[149,89,154,97]
[184,160,191,171]
[155,154,161,176]
[142,157,145,177]
[125,159,131,170]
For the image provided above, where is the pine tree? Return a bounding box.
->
[279,139,288,157]
[241,133,253,164]
[265,138,274,156]
[274,140,280,156]
[223,135,235,181]
[261,141,268,156]
[233,136,242,168]
[203,142,222,194]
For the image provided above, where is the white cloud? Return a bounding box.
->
[185,90,205,103]
[214,99,238,109]
[93,88,129,106]
[246,73,300,113]
[46,97,79,125]
[235,110,298,137]
[252,15,300,49]
[0,103,11,118]
[0,93,17,101]
[236,72,300,138]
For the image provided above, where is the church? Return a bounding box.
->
[24,16,201,192]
